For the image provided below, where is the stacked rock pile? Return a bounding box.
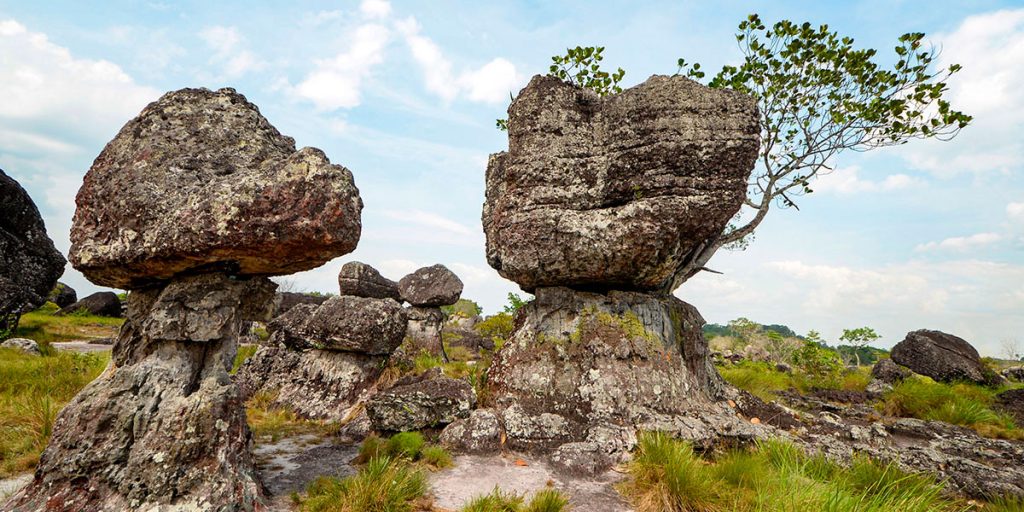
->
[8,87,362,511]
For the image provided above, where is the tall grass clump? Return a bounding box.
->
[882,378,1022,440]
[356,432,453,469]
[301,457,428,512]
[0,347,109,477]
[461,487,570,512]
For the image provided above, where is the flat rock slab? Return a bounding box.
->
[51,341,114,353]
[254,434,358,498]
[429,454,632,511]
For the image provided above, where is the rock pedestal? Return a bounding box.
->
[397,265,464,359]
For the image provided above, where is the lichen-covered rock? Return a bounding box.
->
[0,169,65,333]
[891,330,998,385]
[404,306,446,357]
[483,75,759,293]
[235,346,383,421]
[366,368,476,431]
[48,282,77,309]
[439,409,502,453]
[550,442,613,476]
[1002,366,1024,383]
[68,87,363,289]
[338,261,400,300]
[274,291,329,317]
[270,296,407,354]
[871,358,911,384]
[56,291,122,318]
[486,287,760,453]
[6,273,276,511]
[0,338,40,356]
[398,264,463,307]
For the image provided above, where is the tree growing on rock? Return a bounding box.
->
[839,326,881,367]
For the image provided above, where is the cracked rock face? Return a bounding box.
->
[69,87,363,289]
[891,330,998,385]
[269,295,408,355]
[367,368,476,431]
[0,169,65,327]
[398,264,464,307]
[338,261,400,300]
[7,273,276,512]
[483,75,759,293]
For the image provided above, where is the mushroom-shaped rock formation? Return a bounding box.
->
[483,74,759,293]
[69,87,363,289]
[397,264,464,359]
[7,87,363,512]
[0,169,65,336]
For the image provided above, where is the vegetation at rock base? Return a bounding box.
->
[719,360,870,402]
[244,389,337,442]
[300,456,430,512]
[461,486,570,512]
[0,346,109,477]
[231,344,259,374]
[882,377,1023,440]
[442,299,483,318]
[13,302,122,344]
[356,432,453,470]
[620,431,967,512]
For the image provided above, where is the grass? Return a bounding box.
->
[301,457,429,512]
[14,304,122,344]
[0,347,109,477]
[232,344,259,374]
[717,361,873,401]
[244,390,336,442]
[356,432,453,470]
[881,377,1023,440]
[410,350,491,405]
[461,487,570,512]
[620,431,968,512]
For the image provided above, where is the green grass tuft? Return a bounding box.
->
[232,344,258,374]
[882,377,1023,439]
[301,456,428,512]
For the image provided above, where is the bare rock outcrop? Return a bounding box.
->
[0,169,65,336]
[268,295,407,354]
[482,75,758,293]
[56,291,122,318]
[69,87,363,289]
[338,261,400,300]
[891,330,999,385]
[366,368,476,432]
[398,264,463,307]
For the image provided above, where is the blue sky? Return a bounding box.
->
[1,0,1021,356]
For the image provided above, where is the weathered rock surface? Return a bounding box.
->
[891,330,997,385]
[7,273,276,511]
[56,291,122,318]
[996,388,1024,427]
[338,261,400,300]
[483,75,759,293]
[366,368,476,431]
[870,358,911,384]
[274,291,329,317]
[47,282,77,309]
[0,169,65,333]
[440,409,502,454]
[1002,366,1024,383]
[404,306,446,357]
[486,287,760,459]
[236,346,383,421]
[0,338,40,356]
[269,296,407,354]
[68,87,363,289]
[398,264,463,307]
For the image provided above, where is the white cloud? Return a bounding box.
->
[914,232,1003,252]
[813,166,921,194]
[396,17,523,104]
[360,0,392,20]
[303,10,344,27]
[1008,202,1024,222]
[382,210,476,236]
[294,24,389,110]
[199,25,264,79]
[903,9,1024,175]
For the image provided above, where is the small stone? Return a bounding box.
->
[1,337,41,356]
[550,442,612,475]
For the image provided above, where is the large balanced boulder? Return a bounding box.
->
[398,264,463,307]
[57,291,122,318]
[891,330,998,385]
[338,261,400,300]
[0,169,65,333]
[269,295,407,354]
[69,87,363,289]
[483,75,759,293]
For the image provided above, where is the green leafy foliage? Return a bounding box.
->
[441,298,483,318]
[791,339,844,380]
[503,292,529,314]
[549,46,625,96]
[474,312,514,342]
[839,327,882,366]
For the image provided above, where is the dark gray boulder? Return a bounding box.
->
[68,87,363,289]
[56,291,122,318]
[483,74,759,293]
[338,261,400,300]
[871,358,912,384]
[0,169,65,335]
[269,296,407,354]
[1002,366,1024,383]
[274,291,329,317]
[398,264,463,307]
[891,330,998,385]
[366,368,476,431]
[48,282,78,309]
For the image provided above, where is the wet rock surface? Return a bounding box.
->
[338,261,400,300]
[56,291,122,318]
[891,329,997,385]
[69,87,363,289]
[483,74,759,293]
[398,264,464,307]
[367,368,476,431]
[269,295,407,354]
[0,169,65,330]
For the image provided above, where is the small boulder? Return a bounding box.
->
[57,291,122,318]
[398,264,463,307]
[48,282,78,309]
[1001,366,1024,383]
[871,358,912,384]
[995,388,1024,427]
[270,296,407,354]
[550,442,613,476]
[1,337,41,355]
[439,409,502,454]
[273,292,328,317]
[338,261,400,300]
[891,330,997,385]
[366,368,476,431]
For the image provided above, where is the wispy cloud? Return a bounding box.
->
[199,25,265,79]
[914,232,1003,252]
[813,166,922,194]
